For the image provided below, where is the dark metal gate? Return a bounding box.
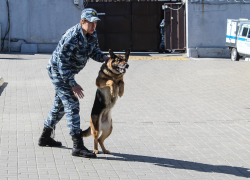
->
[88,2,165,51]
[163,3,186,52]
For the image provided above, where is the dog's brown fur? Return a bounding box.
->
[81,49,130,154]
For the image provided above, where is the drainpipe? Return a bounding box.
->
[8,0,10,52]
[185,0,189,57]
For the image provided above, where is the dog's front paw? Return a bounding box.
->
[118,91,123,97]
[110,88,114,96]
[107,80,116,97]
[112,91,117,98]
[110,88,117,98]
[93,149,99,154]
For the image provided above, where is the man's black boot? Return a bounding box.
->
[38,127,62,147]
[72,134,97,158]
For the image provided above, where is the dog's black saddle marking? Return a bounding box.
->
[91,89,106,116]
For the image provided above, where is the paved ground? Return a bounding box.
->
[1,53,250,180]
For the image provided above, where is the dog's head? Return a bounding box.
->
[107,49,130,74]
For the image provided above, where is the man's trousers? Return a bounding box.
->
[44,69,81,135]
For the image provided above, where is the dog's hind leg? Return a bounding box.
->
[98,119,113,154]
[90,115,100,154]
[93,137,99,154]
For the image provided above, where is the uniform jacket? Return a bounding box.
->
[47,23,104,87]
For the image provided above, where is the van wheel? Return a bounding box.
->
[231,48,240,61]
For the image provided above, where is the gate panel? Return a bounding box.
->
[132,2,164,51]
[178,5,186,50]
[164,3,186,51]
[171,6,178,49]
[133,33,158,51]
[88,3,131,51]
[164,8,171,51]
[88,2,166,51]
[105,3,131,51]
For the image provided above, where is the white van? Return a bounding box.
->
[226,19,250,61]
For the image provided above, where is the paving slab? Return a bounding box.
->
[0,53,250,179]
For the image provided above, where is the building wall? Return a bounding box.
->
[1,0,249,56]
[187,0,250,57]
[0,0,82,52]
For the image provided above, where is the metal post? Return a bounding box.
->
[185,0,189,57]
[8,0,10,52]
[0,23,1,51]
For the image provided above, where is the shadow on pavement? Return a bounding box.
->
[98,152,250,178]
[0,82,8,96]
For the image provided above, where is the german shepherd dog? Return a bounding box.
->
[81,49,130,154]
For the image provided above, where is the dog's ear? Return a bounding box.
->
[125,49,130,61]
[109,49,115,59]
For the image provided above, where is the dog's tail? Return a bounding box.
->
[81,127,92,137]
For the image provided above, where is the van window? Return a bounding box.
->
[248,28,250,38]
[242,27,248,37]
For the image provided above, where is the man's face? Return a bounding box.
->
[81,20,97,35]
